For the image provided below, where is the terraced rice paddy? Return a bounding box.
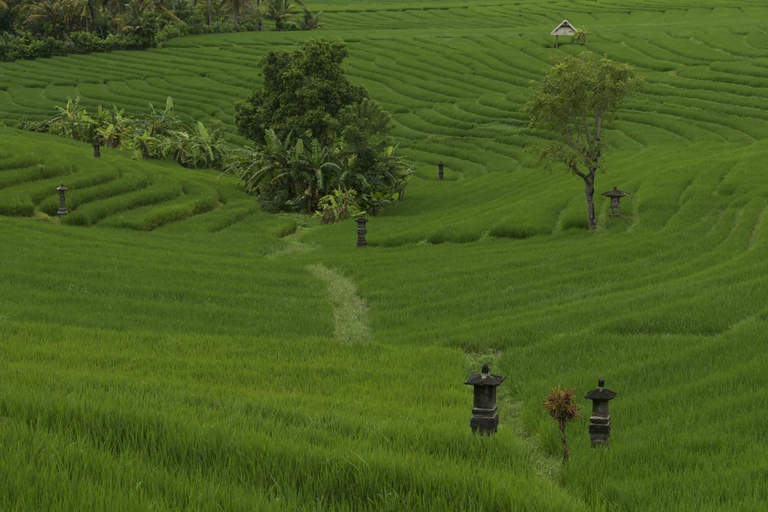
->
[2,0,768,510]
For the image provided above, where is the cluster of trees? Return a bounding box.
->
[230,39,412,219]
[227,46,640,226]
[0,0,320,61]
[22,97,228,169]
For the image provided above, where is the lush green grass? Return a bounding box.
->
[3,0,768,510]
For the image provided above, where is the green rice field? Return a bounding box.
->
[2,0,768,510]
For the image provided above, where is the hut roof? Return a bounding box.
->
[551,20,577,36]
[602,187,630,198]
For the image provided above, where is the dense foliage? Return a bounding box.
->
[27,97,229,169]
[227,121,411,214]
[235,39,367,145]
[232,39,411,216]
[0,0,320,61]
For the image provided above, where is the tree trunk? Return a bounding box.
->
[584,173,596,231]
[207,0,212,26]
[257,0,263,31]
[560,426,571,463]
[557,420,571,464]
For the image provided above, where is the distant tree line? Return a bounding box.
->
[0,0,320,61]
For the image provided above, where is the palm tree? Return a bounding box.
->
[264,0,295,30]
[544,387,582,463]
[295,0,320,30]
[116,0,180,42]
[66,0,100,32]
[192,0,215,26]
[24,0,73,39]
[220,0,253,28]
[116,0,157,41]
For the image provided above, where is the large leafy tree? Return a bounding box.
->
[523,52,644,230]
[235,39,368,145]
[231,39,411,217]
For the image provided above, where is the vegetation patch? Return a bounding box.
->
[309,263,372,343]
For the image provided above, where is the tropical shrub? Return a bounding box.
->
[314,188,364,224]
[155,22,189,44]
[227,128,411,215]
[571,28,591,46]
[26,97,228,170]
[68,31,108,53]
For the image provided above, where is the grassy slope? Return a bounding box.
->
[2,0,768,510]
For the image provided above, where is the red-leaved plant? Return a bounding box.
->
[544,387,582,463]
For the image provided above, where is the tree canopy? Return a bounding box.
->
[523,52,644,230]
[234,39,368,145]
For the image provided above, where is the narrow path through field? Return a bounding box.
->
[267,227,315,259]
[309,264,373,343]
[466,351,562,479]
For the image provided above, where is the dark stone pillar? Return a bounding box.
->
[356,217,367,247]
[585,379,617,447]
[56,184,68,218]
[465,364,506,436]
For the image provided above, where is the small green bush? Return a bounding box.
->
[16,120,50,133]
[68,32,109,54]
[156,24,190,45]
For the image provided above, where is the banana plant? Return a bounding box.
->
[49,98,87,140]
[125,126,158,159]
